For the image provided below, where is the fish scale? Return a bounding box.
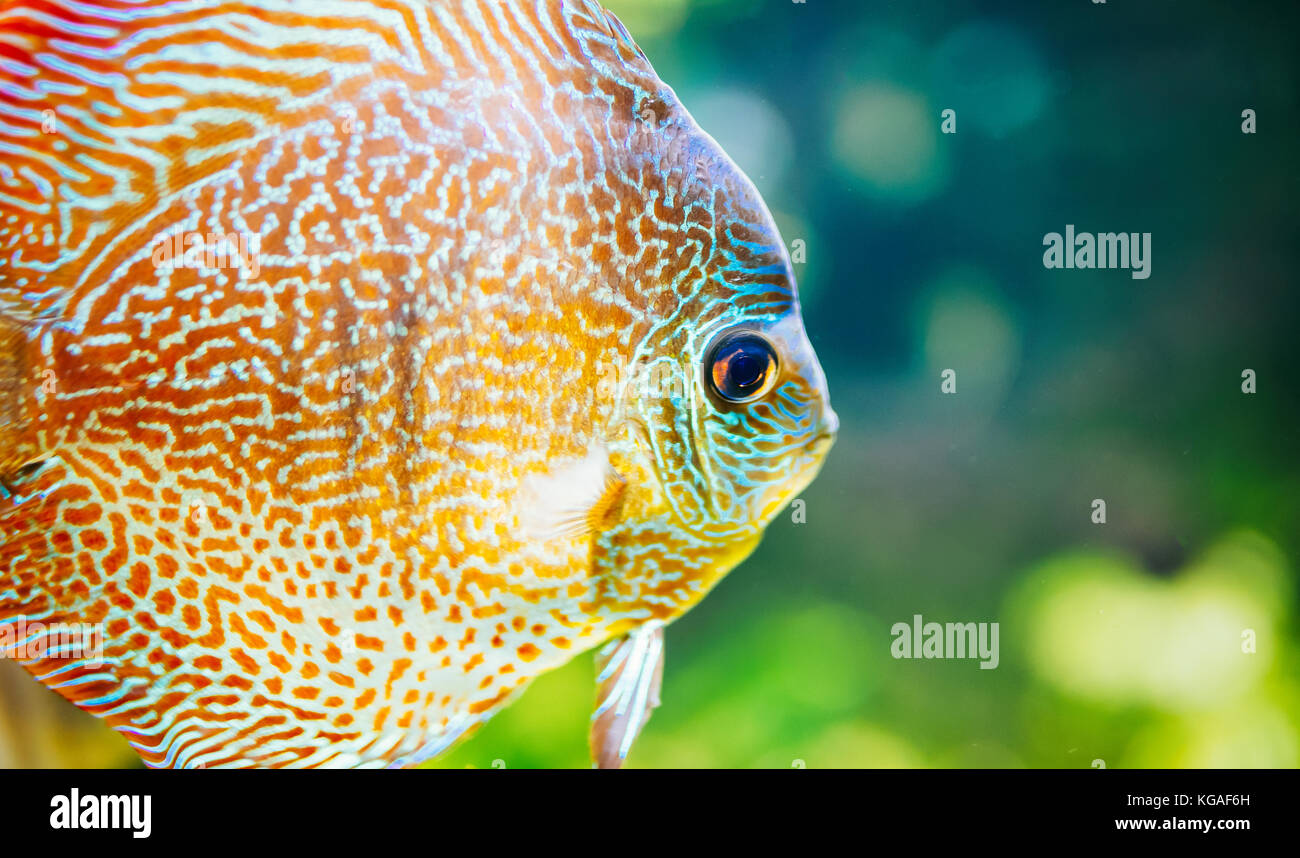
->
[0,0,835,768]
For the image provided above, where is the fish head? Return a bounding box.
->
[607,94,838,546]
[693,301,839,533]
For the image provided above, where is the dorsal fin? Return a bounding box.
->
[591,2,650,64]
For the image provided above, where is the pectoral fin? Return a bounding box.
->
[589,624,664,769]
[519,443,626,542]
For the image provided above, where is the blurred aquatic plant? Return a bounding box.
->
[1006,530,1298,767]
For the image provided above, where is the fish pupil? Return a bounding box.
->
[708,333,778,403]
[730,353,763,389]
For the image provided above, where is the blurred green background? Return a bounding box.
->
[431,0,1300,768]
[5,0,1295,769]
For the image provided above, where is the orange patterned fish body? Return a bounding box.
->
[0,0,835,767]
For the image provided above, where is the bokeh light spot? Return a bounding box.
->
[831,83,950,203]
[929,21,1049,137]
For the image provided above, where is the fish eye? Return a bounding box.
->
[706,331,779,404]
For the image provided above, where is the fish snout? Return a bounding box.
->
[820,406,839,438]
[808,406,838,456]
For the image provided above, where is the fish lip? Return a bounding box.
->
[806,408,839,455]
[808,431,836,458]
[821,407,840,437]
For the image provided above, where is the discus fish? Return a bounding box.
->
[0,0,836,768]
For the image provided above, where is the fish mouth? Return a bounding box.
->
[806,407,839,457]
[786,418,837,499]
[808,432,835,458]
